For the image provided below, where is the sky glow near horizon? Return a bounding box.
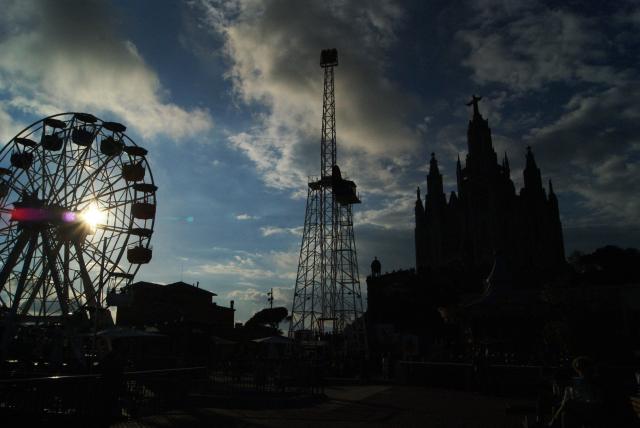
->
[0,0,638,322]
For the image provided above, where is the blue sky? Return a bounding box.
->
[0,0,638,322]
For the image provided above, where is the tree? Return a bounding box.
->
[245,307,288,329]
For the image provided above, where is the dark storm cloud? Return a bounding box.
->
[527,83,640,224]
[458,1,630,90]
[193,0,423,195]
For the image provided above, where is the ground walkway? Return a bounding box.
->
[113,384,536,428]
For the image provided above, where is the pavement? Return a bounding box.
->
[112,384,537,428]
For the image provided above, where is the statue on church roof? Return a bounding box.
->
[466,95,483,118]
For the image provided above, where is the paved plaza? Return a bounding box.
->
[114,385,536,428]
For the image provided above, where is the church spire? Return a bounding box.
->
[503,152,510,177]
[523,146,543,192]
[548,179,559,205]
[429,152,440,174]
[427,153,444,197]
[415,186,425,218]
[525,146,536,168]
[456,153,463,192]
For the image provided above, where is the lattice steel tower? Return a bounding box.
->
[289,49,366,355]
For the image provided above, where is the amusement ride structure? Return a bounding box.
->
[0,113,156,355]
[289,49,367,356]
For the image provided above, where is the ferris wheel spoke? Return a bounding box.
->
[0,230,24,254]
[63,242,70,307]
[42,155,61,202]
[72,158,122,208]
[73,240,98,308]
[72,183,128,210]
[3,176,28,199]
[96,224,135,235]
[0,229,31,296]
[40,231,70,315]
[9,233,38,314]
[60,150,113,207]
[67,275,83,311]
[0,224,17,237]
[106,197,148,211]
[17,266,44,315]
[82,239,124,276]
[51,143,93,207]
[81,184,131,205]
[22,162,41,195]
[43,133,68,203]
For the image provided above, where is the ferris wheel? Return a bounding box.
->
[0,113,156,323]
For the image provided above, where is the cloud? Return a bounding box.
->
[227,287,265,303]
[226,284,294,323]
[227,285,292,307]
[186,249,297,281]
[192,0,423,196]
[235,213,258,220]
[0,102,23,143]
[457,3,626,91]
[0,0,213,140]
[355,195,415,230]
[260,225,302,237]
[525,83,640,226]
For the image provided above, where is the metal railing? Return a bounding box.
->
[209,360,325,396]
[0,366,207,421]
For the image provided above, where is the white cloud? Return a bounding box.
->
[0,102,23,143]
[227,287,265,303]
[355,195,415,230]
[226,285,292,307]
[186,249,298,281]
[235,213,258,220]
[260,225,302,237]
[0,0,213,140]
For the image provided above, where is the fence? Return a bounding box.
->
[209,359,325,396]
[0,366,207,422]
[396,361,639,397]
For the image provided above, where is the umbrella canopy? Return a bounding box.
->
[212,336,236,345]
[252,335,294,345]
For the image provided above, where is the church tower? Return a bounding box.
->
[415,187,427,272]
[425,153,447,268]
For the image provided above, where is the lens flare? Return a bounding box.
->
[80,203,106,231]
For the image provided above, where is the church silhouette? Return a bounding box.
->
[415,96,565,278]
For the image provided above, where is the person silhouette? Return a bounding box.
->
[549,356,603,427]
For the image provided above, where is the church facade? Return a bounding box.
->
[415,97,565,278]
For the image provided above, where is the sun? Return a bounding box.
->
[80,202,106,231]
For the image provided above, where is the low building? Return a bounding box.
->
[114,281,235,331]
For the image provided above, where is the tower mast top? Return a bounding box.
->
[320,49,338,67]
[320,48,338,178]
